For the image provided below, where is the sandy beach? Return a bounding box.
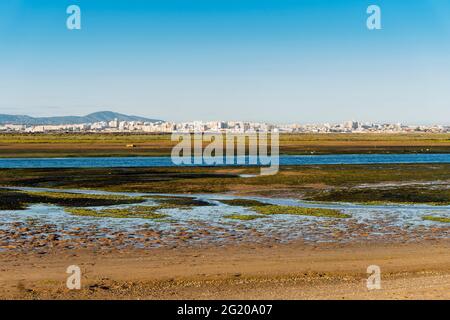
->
[1,240,449,299]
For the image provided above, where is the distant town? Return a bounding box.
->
[0,119,448,134]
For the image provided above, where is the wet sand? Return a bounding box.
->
[0,240,449,299]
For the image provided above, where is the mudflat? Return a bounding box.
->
[0,163,448,300]
[1,241,449,299]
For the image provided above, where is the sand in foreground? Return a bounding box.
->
[0,241,449,300]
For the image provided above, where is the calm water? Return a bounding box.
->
[0,154,449,169]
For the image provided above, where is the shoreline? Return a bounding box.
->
[1,152,450,159]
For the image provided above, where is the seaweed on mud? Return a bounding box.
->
[0,190,31,210]
[251,205,351,218]
[0,189,145,210]
[64,197,210,219]
[65,206,169,219]
[223,214,266,221]
[422,215,450,223]
[0,167,238,192]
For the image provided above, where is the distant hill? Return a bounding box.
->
[0,111,162,125]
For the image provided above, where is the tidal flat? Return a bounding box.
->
[0,164,448,205]
[0,131,449,300]
[0,185,448,254]
[422,215,450,223]
[0,163,448,254]
[0,164,449,300]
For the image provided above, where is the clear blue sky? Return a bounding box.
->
[0,0,449,124]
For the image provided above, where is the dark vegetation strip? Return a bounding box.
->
[0,189,145,211]
[305,187,450,205]
[422,216,450,223]
[218,199,271,207]
[0,164,448,205]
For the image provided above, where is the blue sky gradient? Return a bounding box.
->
[0,0,449,123]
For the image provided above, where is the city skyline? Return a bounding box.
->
[0,110,449,127]
[1,111,448,134]
[1,1,450,124]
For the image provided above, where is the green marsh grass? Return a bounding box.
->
[65,206,169,219]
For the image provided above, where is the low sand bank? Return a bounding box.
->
[1,240,449,299]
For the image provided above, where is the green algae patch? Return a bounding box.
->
[251,205,351,218]
[219,199,270,207]
[223,214,266,221]
[65,206,169,219]
[422,215,450,223]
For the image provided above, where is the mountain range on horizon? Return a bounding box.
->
[0,111,163,125]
